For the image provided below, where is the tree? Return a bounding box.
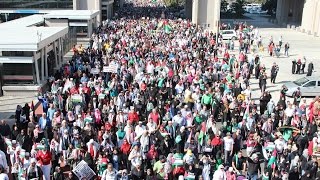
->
[262,0,277,15]
[221,0,229,12]
[231,0,246,16]
[163,0,179,7]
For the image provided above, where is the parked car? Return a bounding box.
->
[220,30,237,40]
[283,76,320,97]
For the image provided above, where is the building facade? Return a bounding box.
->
[0,0,115,23]
[185,0,220,32]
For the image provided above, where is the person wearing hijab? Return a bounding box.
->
[213,164,226,180]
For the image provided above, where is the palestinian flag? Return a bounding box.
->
[5,138,12,146]
[164,24,172,34]
[267,149,277,169]
[198,122,207,145]
[278,126,300,141]
[243,103,250,120]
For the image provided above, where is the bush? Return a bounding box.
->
[231,0,246,16]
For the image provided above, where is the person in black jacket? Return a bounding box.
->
[288,166,300,180]
[26,158,43,180]
[131,163,145,180]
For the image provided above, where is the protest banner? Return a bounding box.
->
[71,94,83,103]
[90,68,100,75]
[103,64,117,73]
[73,160,96,180]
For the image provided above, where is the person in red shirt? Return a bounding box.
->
[148,109,160,126]
[36,146,52,180]
[128,107,139,124]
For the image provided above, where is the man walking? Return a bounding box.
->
[307,61,314,76]
[270,62,279,84]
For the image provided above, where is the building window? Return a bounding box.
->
[2,63,34,84]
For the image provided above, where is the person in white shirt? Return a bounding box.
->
[101,163,119,180]
[223,132,234,166]
[285,103,295,125]
[0,165,8,180]
[135,121,146,138]
[0,150,8,172]
[146,118,157,134]
[274,135,287,153]
[128,143,143,169]
[213,164,226,180]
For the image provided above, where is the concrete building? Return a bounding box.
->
[73,0,114,22]
[0,0,114,24]
[276,0,320,36]
[186,0,220,32]
[0,10,99,96]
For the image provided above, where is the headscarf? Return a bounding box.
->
[120,139,131,155]
[146,145,158,160]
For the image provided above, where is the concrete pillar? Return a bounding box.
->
[313,0,320,34]
[95,0,101,24]
[302,0,316,34]
[61,38,64,64]
[185,0,192,19]
[88,20,93,38]
[192,0,199,25]
[34,51,40,85]
[44,47,48,78]
[58,38,62,65]
[73,0,79,10]
[41,48,44,82]
[53,41,58,68]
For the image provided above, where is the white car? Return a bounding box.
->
[220,30,237,40]
[283,76,320,97]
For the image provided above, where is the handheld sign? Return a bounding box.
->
[73,160,96,180]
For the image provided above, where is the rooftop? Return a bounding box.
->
[44,10,100,20]
[0,14,44,28]
[0,26,68,51]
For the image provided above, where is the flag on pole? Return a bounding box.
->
[198,122,207,145]
[267,149,277,169]
[243,103,250,120]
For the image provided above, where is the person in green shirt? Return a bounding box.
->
[153,155,166,179]
[201,91,212,109]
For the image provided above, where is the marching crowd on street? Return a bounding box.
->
[0,0,319,180]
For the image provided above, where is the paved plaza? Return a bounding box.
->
[0,26,320,125]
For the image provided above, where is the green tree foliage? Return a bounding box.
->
[221,0,229,12]
[262,0,277,15]
[231,0,246,16]
[163,0,179,7]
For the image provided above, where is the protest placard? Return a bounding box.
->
[103,64,117,73]
[71,94,83,103]
[90,68,100,75]
[73,160,96,180]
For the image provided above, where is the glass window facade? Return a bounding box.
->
[2,63,34,84]
[0,0,73,9]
